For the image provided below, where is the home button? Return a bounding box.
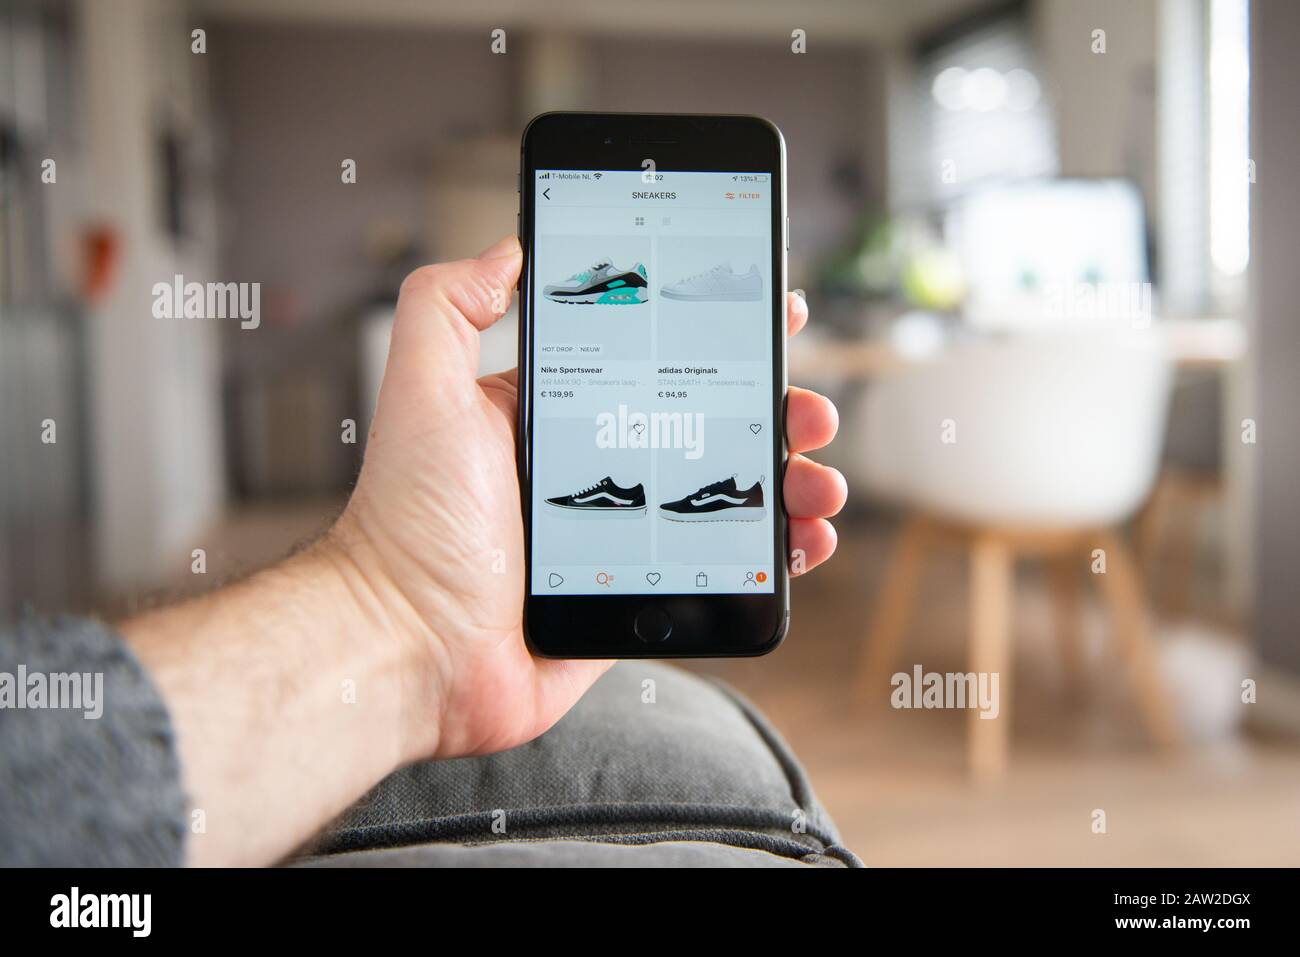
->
[633,605,672,643]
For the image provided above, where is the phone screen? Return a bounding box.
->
[528,168,777,597]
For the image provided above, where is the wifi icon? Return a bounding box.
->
[593,172,603,180]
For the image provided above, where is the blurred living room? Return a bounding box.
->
[2,0,1298,868]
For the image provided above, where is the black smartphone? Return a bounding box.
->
[517,112,788,658]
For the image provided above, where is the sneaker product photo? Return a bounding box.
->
[543,260,649,304]
[545,476,647,516]
[660,263,762,302]
[658,476,766,522]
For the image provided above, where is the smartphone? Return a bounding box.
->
[517,112,788,658]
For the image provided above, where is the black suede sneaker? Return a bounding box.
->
[545,476,646,517]
[658,476,765,523]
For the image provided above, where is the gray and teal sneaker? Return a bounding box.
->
[543,259,649,304]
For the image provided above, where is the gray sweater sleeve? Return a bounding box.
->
[0,614,187,866]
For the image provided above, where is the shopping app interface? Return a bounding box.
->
[530,169,777,596]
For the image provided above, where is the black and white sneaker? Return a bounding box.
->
[545,476,646,517]
[543,259,649,305]
[659,476,766,523]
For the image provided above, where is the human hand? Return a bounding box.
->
[333,236,847,763]
[122,235,845,865]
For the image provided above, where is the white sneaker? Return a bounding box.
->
[660,263,762,302]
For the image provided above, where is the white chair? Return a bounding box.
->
[855,331,1181,776]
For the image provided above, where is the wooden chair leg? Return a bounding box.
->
[969,533,1013,779]
[1047,551,1086,699]
[1162,489,1198,620]
[857,515,930,704]
[1133,475,1168,587]
[1094,530,1182,747]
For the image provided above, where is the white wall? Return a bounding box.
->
[80,0,225,589]
[1034,0,1158,184]
[1250,0,1300,670]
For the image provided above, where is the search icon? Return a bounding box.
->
[595,571,613,586]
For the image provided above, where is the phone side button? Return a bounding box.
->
[633,605,673,644]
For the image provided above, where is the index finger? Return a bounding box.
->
[787,290,808,337]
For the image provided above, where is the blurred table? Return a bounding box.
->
[789,316,1247,381]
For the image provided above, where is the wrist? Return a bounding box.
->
[317,510,446,764]
[121,530,438,865]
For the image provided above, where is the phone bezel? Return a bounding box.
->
[517,112,789,659]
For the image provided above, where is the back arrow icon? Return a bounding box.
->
[543,187,551,200]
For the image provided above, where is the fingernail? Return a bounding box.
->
[478,236,518,260]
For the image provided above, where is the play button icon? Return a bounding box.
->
[548,573,564,588]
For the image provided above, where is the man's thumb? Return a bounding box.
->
[473,235,523,321]
[385,236,521,376]
[439,235,521,332]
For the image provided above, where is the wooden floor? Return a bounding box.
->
[685,515,1300,866]
[143,498,1300,866]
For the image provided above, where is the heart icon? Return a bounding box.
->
[646,572,661,585]
[749,423,762,434]
[632,422,645,435]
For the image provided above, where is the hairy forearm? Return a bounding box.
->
[121,530,434,866]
